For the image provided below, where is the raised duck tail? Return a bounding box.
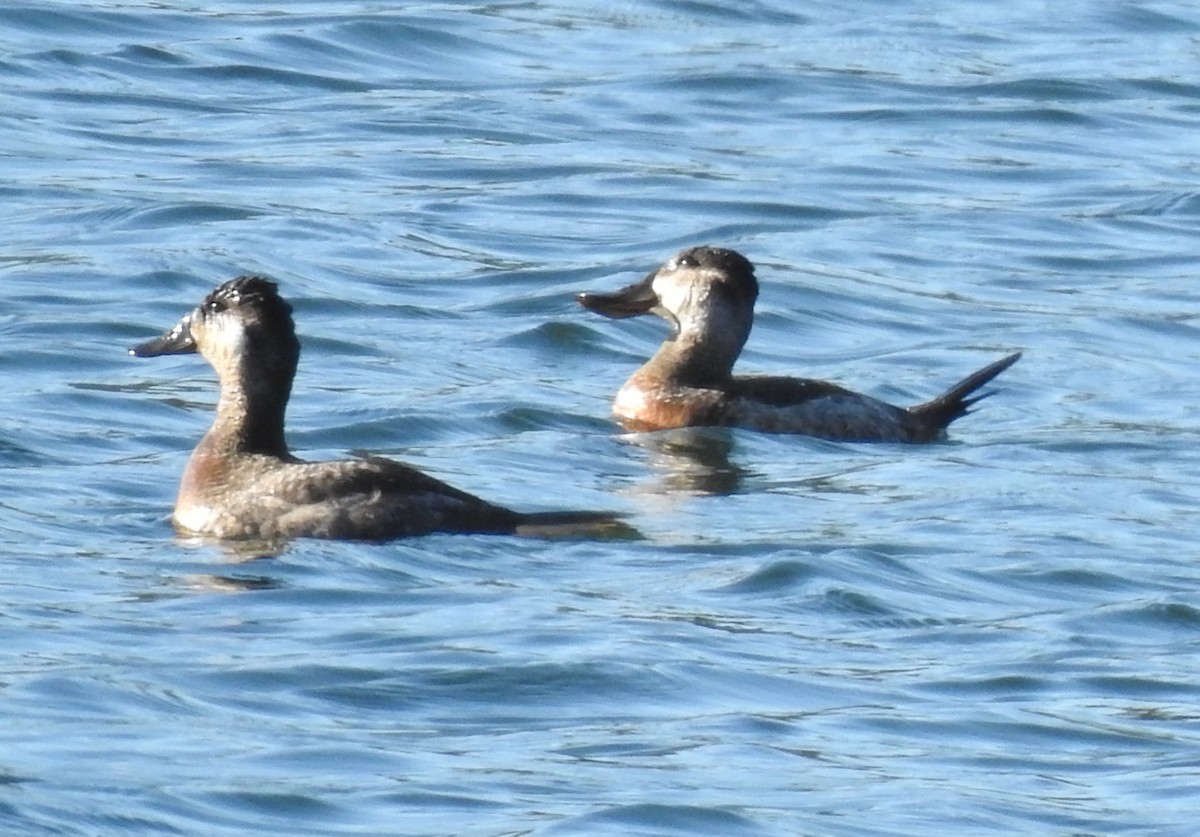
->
[908,351,1022,436]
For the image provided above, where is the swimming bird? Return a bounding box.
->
[578,246,1020,442]
[131,276,620,542]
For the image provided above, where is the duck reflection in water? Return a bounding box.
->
[622,426,748,496]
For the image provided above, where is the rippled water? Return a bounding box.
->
[3,1,1200,834]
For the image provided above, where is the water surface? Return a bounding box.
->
[3,2,1199,835]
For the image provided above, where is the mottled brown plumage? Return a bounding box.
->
[132,276,619,541]
[579,246,1020,442]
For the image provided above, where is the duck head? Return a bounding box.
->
[131,276,299,375]
[578,246,759,377]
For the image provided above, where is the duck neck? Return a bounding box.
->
[206,364,293,458]
[642,329,738,388]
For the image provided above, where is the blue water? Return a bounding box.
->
[3,1,1200,834]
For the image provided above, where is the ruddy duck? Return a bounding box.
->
[131,276,620,541]
[578,246,1021,442]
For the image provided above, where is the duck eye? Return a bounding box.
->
[206,297,227,314]
[676,255,697,268]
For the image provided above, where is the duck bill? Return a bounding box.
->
[576,271,659,319]
[130,313,198,357]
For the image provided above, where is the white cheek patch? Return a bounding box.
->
[214,317,247,347]
[201,318,248,368]
[655,277,713,332]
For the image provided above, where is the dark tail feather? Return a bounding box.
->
[909,351,1022,432]
[513,510,638,540]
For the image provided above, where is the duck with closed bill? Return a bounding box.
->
[578,246,1020,442]
[131,276,621,542]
